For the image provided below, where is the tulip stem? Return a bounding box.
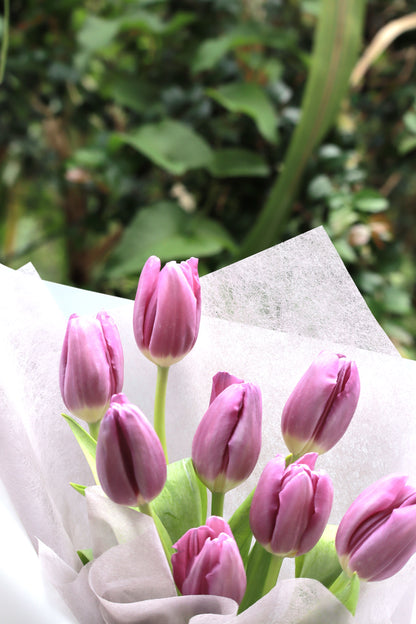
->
[154,365,170,462]
[238,541,283,613]
[88,420,100,440]
[211,492,225,517]
[329,570,360,615]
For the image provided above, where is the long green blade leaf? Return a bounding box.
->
[239,0,367,258]
[62,413,99,484]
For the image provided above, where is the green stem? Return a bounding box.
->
[211,491,225,517]
[0,0,10,84]
[329,570,360,615]
[154,365,170,462]
[88,420,101,441]
[238,540,284,613]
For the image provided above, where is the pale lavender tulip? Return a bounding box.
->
[133,256,201,367]
[96,393,166,506]
[250,453,333,557]
[192,379,262,493]
[172,516,246,604]
[281,351,360,455]
[60,311,124,423]
[336,474,416,581]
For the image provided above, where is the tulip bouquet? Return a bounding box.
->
[1,227,416,623]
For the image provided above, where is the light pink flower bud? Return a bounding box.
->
[133,256,201,367]
[192,379,262,493]
[59,311,124,423]
[281,351,360,455]
[96,393,167,506]
[172,516,246,604]
[250,453,333,557]
[336,474,416,581]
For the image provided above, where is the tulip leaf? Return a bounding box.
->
[62,414,99,485]
[329,570,360,616]
[239,541,283,613]
[77,548,93,565]
[70,482,87,496]
[295,524,342,588]
[152,458,207,544]
[228,489,254,566]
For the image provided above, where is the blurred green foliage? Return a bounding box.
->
[0,0,415,356]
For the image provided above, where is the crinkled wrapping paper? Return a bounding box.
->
[0,227,416,623]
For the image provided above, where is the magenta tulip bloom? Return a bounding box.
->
[133,256,201,367]
[60,311,124,423]
[250,453,333,557]
[172,516,246,604]
[192,378,262,493]
[336,474,416,581]
[209,371,244,404]
[96,393,167,506]
[281,351,360,455]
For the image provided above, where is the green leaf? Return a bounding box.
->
[207,82,278,144]
[108,202,236,278]
[228,489,254,566]
[329,571,360,616]
[307,174,333,200]
[238,0,367,257]
[238,542,283,613]
[115,120,213,175]
[295,524,342,588]
[101,74,158,113]
[119,10,194,35]
[62,414,98,484]
[398,134,416,155]
[77,548,93,565]
[383,286,412,315]
[77,16,120,53]
[353,189,389,213]
[209,148,269,178]
[70,482,87,496]
[152,458,207,544]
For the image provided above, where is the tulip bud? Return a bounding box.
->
[133,256,201,367]
[281,351,360,456]
[96,393,167,507]
[60,311,124,424]
[209,371,244,404]
[172,516,246,604]
[192,378,262,493]
[336,474,416,581]
[250,453,333,557]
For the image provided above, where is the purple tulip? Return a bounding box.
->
[250,453,333,557]
[336,474,416,581]
[209,371,244,404]
[96,393,167,506]
[281,351,360,456]
[172,516,246,604]
[60,311,124,423]
[133,256,201,367]
[192,378,262,493]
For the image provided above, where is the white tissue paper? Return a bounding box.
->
[0,226,415,623]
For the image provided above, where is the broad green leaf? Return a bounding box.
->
[209,148,269,178]
[107,202,236,277]
[62,414,98,484]
[398,135,416,155]
[152,458,207,544]
[239,0,367,257]
[207,82,278,144]
[77,16,119,52]
[383,286,412,315]
[295,524,342,588]
[353,189,388,213]
[239,542,283,613]
[101,74,159,114]
[115,120,213,175]
[228,489,254,566]
[119,10,194,35]
[307,174,333,200]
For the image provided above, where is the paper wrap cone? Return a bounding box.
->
[0,227,415,623]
